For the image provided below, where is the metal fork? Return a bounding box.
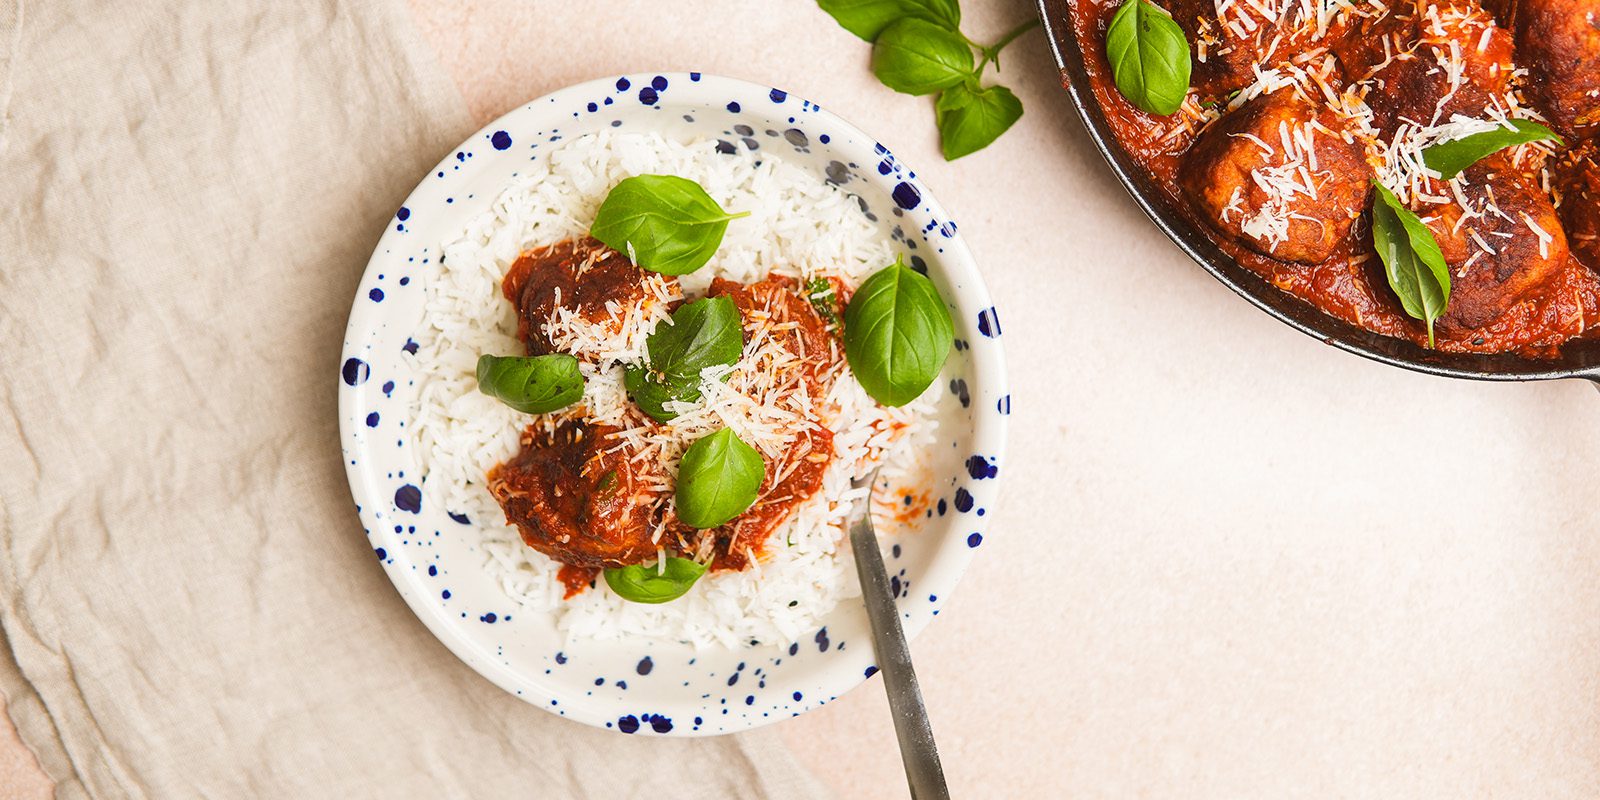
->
[848,469,950,800]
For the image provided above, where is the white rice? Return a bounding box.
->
[408,130,937,648]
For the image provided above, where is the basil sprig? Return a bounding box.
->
[603,557,708,604]
[1371,181,1451,347]
[676,428,766,529]
[816,0,1037,160]
[818,0,959,40]
[935,80,1024,160]
[1423,120,1562,179]
[475,353,585,414]
[626,296,744,422]
[843,256,954,406]
[1106,0,1192,116]
[589,175,749,276]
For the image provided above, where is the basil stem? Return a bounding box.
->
[815,0,1036,159]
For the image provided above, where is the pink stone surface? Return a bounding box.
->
[6,2,1599,797]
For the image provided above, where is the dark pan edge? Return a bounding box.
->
[1036,0,1600,382]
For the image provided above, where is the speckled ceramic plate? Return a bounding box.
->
[337,73,1008,735]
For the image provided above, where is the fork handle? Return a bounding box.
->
[849,516,951,800]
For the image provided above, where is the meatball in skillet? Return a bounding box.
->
[1419,158,1569,331]
[1180,89,1373,264]
[1509,0,1600,137]
[1339,0,1517,136]
[1553,143,1600,268]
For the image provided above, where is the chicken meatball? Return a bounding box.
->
[1554,144,1600,268]
[706,275,844,398]
[501,237,676,357]
[487,420,661,569]
[1511,0,1600,136]
[1421,160,1570,331]
[1164,0,1337,96]
[1180,89,1373,263]
[1165,0,1277,96]
[1345,0,1516,136]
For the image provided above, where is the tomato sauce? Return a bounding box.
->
[488,241,850,591]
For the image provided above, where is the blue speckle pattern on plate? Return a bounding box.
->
[337,73,1008,736]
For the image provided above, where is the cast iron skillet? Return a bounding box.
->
[1036,0,1600,386]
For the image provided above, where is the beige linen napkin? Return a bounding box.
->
[0,2,830,797]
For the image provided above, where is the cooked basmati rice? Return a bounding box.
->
[408,130,936,648]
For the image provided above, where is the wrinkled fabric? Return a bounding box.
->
[0,2,829,797]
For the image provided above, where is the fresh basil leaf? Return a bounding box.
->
[648,296,744,376]
[816,0,959,40]
[1423,120,1562,179]
[603,557,707,604]
[625,365,700,423]
[623,297,745,422]
[1371,181,1451,347]
[935,81,1024,160]
[843,257,954,406]
[916,0,961,29]
[475,353,585,414]
[872,18,974,95]
[676,428,766,529]
[589,175,750,276]
[1105,0,1192,116]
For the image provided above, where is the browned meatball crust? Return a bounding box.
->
[1180,89,1374,264]
[1166,0,1353,97]
[1510,0,1600,136]
[1166,0,1282,96]
[1554,143,1600,267]
[1343,0,1517,136]
[1421,160,1570,331]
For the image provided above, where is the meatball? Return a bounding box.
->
[1511,0,1600,136]
[706,276,844,398]
[1421,160,1569,331]
[1349,0,1516,136]
[1180,89,1373,263]
[1164,0,1331,96]
[501,237,675,357]
[487,420,661,569]
[1165,0,1274,96]
[1554,144,1600,268]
